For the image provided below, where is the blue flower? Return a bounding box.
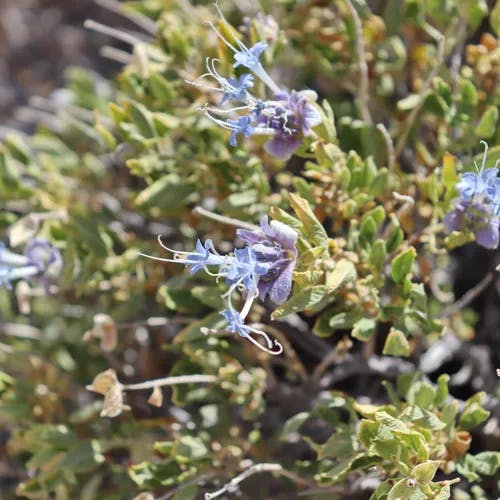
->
[228,116,256,146]
[444,142,500,249]
[141,217,297,355]
[221,308,250,338]
[184,239,225,274]
[225,246,270,293]
[220,74,254,104]
[233,41,268,70]
[188,5,322,158]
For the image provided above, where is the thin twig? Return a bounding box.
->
[100,45,134,64]
[251,322,308,381]
[376,123,395,170]
[312,350,350,382]
[440,272,493,318]
[394,35,445,158]
[204,463,312,499]
[83,19,145,46]
[94,0,157,35]
[345,0,372,124]
[122,374,217,391]
[155,473,216,500]
[193,206,259,231]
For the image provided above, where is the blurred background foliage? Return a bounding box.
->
[0,0,499,498]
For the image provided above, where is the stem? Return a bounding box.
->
[192,206,259,231]
[394,35,445,158]
[94,0,157,35]
[440,272,493,318]
[121,374,217,391]
[100,46,133,64]
[84,19,145,46]
[377,123,395,171]
[345,0,372,124]
[205,463,311,499]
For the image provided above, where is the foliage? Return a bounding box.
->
[0,0,499,499]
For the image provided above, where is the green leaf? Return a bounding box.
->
[329,310,363,330]
[281,412,310,438]
[406,382,436,409]
[433,484,451,500]
[491,0,500,36]
[391,248,416,283]
[434,374,449,407]
[475,105,499,139]
[388,478,426,500]
[370,480,393,500]
[397,94,420,111]
[175,436,208,462]
[315,99,337,142]
[317,432,358,459]
[128,100,156,138]
[271,285,327,319]
[411,460,440,484]
[459,402,490,430]
[358,420,380,447]
[359,217,377,249]
[289,193,328,246]
[401,406,446,431]
[71,210,108,258]
[383,329,410,356]
[471,451,500,475]
[352,317,377,342]
[369,239,388,269]
[386,226,404,253]
[326,259,357,293]
[135,174,197,211]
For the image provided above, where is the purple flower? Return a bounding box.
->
[24,238,63,278]
[236,216,298,304]
[258,90,322,160]
[0,238,62,289]
[444,200,499,249]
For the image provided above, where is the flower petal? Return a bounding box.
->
[269,220,298,252]
[264,136,301,160]
[475,219,499,249]
[268,260,295,304]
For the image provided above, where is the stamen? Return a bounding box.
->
[240,290,257,320]
[480,140,489,172]
[204,105,252,115]
[206,20,237,53]
[137,252,181,263]
[244,330,284,355]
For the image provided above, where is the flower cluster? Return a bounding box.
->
[188,4,322,160]
[444,142,500,249]
[140,216,298,354]
[0,238,63,290]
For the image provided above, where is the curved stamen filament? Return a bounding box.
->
[245,329,284,355]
